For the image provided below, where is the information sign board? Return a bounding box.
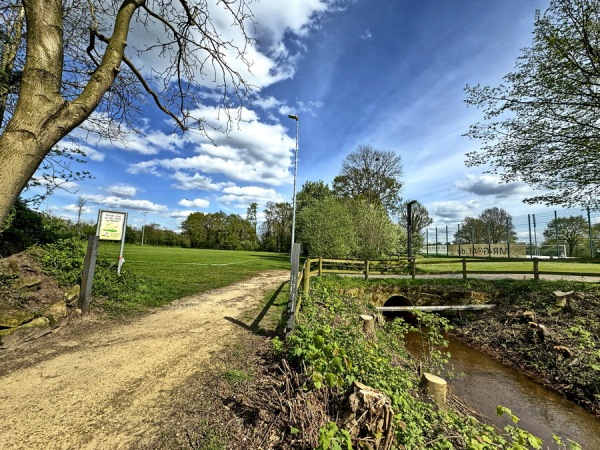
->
[97,210,127,241]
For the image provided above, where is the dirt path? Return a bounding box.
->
[0,271,289,450]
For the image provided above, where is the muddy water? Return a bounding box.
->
[406,333,600,449]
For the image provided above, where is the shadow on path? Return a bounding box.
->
[224,280,288,337]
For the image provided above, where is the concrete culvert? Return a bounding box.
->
[382,295,416,322]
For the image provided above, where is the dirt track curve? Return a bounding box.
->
[0,271,289,450]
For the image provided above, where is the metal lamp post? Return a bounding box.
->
[141,211,148,246]
[288,114,299,250]
[406,200,417,278]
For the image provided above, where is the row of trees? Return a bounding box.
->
[181,211,256,250]
[0,200,187,255]
[454,208,517,244]
[287,145,432,258]
[448,208,598,257]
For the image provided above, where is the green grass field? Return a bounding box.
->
[98,243,290,301]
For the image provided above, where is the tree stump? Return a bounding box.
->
[340,381,394,449]
[360,314,375,340]
[420,373,447,408]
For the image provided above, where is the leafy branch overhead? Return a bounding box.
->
[0,0,256,223]
[465,0,600,208]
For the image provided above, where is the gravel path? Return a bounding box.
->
[0,271,289,450]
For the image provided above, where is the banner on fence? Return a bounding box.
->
[446,243,527,257]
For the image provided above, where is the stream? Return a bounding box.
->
[405,332,600,449]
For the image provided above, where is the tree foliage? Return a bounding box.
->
[297,197,400,259]
[542,215,588,256]
[454,207,516,244]
[260,202,292,253]
[297,197,357,258]
[0,0,256,223]
[333,145,403,214]
[182,211,255,250]
[398,200,432,254]
[347,199,401,259]
[296,180,334,214]
[465,0,600,208]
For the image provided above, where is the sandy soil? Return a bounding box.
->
[0,270,289,450]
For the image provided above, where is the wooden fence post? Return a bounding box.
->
[303,261,310,295]
[364,260,370,280]
[533,258,539,281]
[462,258,467,280]
[318,256,323,276]
[78,235,99,313]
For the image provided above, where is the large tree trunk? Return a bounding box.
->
[0,0,143,224]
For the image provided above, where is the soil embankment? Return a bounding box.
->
[450,285,600,418]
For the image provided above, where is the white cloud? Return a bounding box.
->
[217,185,284,208]
[429,200,481,224]
[170,210,198,218]
[128,106,295,187]
[106,185,137,197]
[76,115,185,155]
[81,194,168,212]
[178,198,210,208]
[169,172,231,191]
[455,174,529,198]
[63,204,95,214]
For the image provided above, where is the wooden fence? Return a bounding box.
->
[286,256,600,332]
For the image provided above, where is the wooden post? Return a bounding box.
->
[420,373,447,408]
[462,258,467,280]
[364,260,370,280]
[303,261,310,295]
[78,235,99,314]
[533,257,539,281]
[410,257,416,279]
[318,256,323,276]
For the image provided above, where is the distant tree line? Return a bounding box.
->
[1,145,433,258]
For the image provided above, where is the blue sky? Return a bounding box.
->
[36,0,551,231]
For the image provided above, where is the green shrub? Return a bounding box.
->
[284,276,565,449]
[30,238,171,315]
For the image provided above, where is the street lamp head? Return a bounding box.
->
[288,114,299,121]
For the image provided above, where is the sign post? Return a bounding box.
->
[97,210,128,274]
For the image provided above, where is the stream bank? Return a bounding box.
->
[447,280,600,418]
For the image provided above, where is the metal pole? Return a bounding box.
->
[555,211,559,257]
[506,217,511,258]
[487,223,491,258]
[446,225,449,256]
[117,212,128,275]
[141,211,147,246]
[407,200,417,268]
[528,214,533,257]
[435,227,438,256]
[288,114,299,253]
[532,213,537,255]
[587,207,594,258]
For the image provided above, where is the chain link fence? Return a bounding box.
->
[423,208,600,258]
